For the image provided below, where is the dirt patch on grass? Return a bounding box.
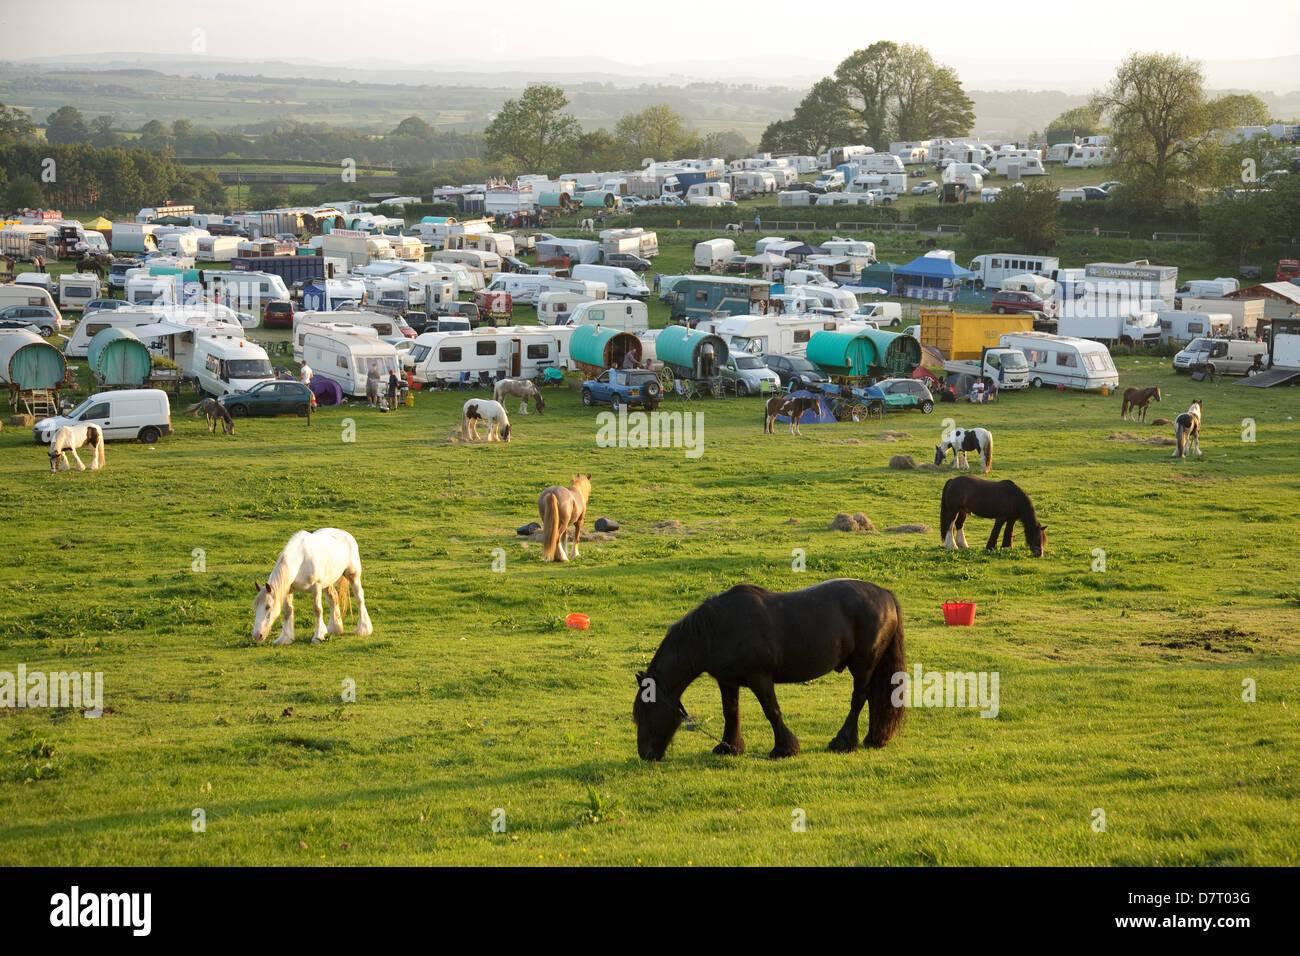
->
[879,430,914,441]
[830,512,875,532]
[1108,432,1176,446]
[1141,626,1261,654]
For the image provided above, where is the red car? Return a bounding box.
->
[991,289,1055,317]
[1276,260,1299,282]
[262,300,294,329]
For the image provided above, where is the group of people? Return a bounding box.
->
[365,362,402,410]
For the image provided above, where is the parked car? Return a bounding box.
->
[1080,186,1110,200]
[580,368,663,410]
[0,305,62,336]
[785,181,827,195]
[911,179,939,195]
[991,289,1053,317]
[262,300,294,329]
[1098,181,1123,193]
[765,354,829,391]
[82,298,127,315]
[866,378,934,414]
[722,353,782,396]
[650,195,685,206]
[218,380,314,418]
[605,252,651,272]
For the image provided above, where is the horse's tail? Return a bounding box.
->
[866,596,906,748]
[982,430,993,474]
[540,492,561,562]
[185,401,203,415]
[96,427,106,469]
[337,576,352,622]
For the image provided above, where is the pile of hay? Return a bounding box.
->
[885,524,930,534]
[879,430,913,442]
[1108,432,1176,446]
[888,454,916,469]
[829,512,875,532]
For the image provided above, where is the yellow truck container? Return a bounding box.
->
[921,308,1033,359]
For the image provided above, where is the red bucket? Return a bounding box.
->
[942,601,977,626]
[565,613,590,630]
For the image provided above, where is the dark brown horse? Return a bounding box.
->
[633,579,906,760]
[940,476,1046,557]
[764,393,819,435]
[1121,385,1161,423]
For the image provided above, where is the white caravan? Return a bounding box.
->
[998,331,1119,390]
[711,314,840,358]
[298,327,399,398]
[567,300,649,332]
[967,254,1061,289]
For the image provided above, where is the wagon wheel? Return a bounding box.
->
[849,402,870,422]
[656,365,675,389]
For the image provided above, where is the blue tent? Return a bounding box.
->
[774,390,838,425]
[893,256,975,302]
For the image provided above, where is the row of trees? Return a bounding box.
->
[758,42,976,156]
[483,85,751,176]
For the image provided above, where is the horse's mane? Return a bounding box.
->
[267,533,307,595]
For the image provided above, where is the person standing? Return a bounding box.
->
[300,362,313,387]
[387,367,399,410]
[366,363,380,407]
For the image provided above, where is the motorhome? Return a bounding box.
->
[57,273,101,311]
[298,327,399,398]
[695,238,736,272]
[403,327,560,386]
[998,331,1119,390]
[571,264,648,299]
[710,314,840,358]
[967,254,1062,289]
[191,334,277,397]
[567,299,649,332]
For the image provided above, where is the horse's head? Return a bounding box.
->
[1029,523,1047,558]
[251,581,283,643]
[1154,387,1162,402]
[534,388,545,415]
[1190,400,1202,418]
[223,415,235,436]
[632,668,683,761]
[500,420,511,442]
[933,443,946,466]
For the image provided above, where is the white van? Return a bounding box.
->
[34,388,173,444]
[1173,337,1265,375]
[572,264,649,299]
[484,273,546,305]
[998,331,1119,390]
[191,335,277,396]
[567,299,649,332]
[1058,188,1087,202]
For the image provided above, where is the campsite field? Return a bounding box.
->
[0,357,1298,866]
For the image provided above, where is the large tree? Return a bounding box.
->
[1091,52,1212,206]
[614,105,689,164]
[965,180,1062,255]
[1045,105,1102,140]
[0,102,39,147]
[834,41,899,150]
[45,105,88,145]
[1206,93,1271,130]
[5,173,45,209]
[898,62,975,141]
[484,84,581,175]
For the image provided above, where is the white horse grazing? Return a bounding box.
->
[579,218,595,232]
[493,378,545,415]
[461,398,511,442]
[251,529,373,645]
[48,423,105,474]
[934,427,993,474]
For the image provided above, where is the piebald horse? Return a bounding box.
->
[764,394,819,435]
[934,426,993,474]
[48,423,105,474]
[493,378,545,416]
[537,474,591,563]
[1121,386,1161,423]
[461,398,511,442]
[251,528,373,645]
[1173,400,1202,458]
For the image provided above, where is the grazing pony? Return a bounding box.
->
[1173,400,1202,458]
[1121,386,1161,423]
[934,426,993,474]
[461,399,511,442]
[48,423,105,474]
[493,378,545,416]
[940,476,1046,557]
[633,579,906,760]
[579,218,595,232]
[537,474,591,563]
[251,528,373,645]
[185,397,235,435]
[764,394,819,435]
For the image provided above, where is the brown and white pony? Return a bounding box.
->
[48,423,105,474]
[493,378,545,415]
[461,399,511,442]
[1121,386,1161,423]
[1173,400,1202,458]
[537,474,591,563]
[764,394,819,435]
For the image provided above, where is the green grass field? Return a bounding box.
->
[1,342,1298,864]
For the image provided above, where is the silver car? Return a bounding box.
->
[723,353,783,396]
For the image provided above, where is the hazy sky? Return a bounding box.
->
[4,0,1297,65]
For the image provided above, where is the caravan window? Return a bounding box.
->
[337,355,348,369]
[1055,352,1078,368]
[1024,348,1048,364]
[695,289,708,302]
[526,344,548,359]
[439,346,462,362]
[87,323,111,337]
[1187,322,1204,334]
[476,341,497,356]
[409,344,431,362]
[794,330,811,343]
[1084,353,1110,371]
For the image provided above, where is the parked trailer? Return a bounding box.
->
[230,255,329,286]
[0,328,67,391]
[919,308,1034,360]
[86,327,153,387]
[569,325,643,378]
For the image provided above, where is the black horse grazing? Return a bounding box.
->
[940,476,1045,556]
[633,578,906,761]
